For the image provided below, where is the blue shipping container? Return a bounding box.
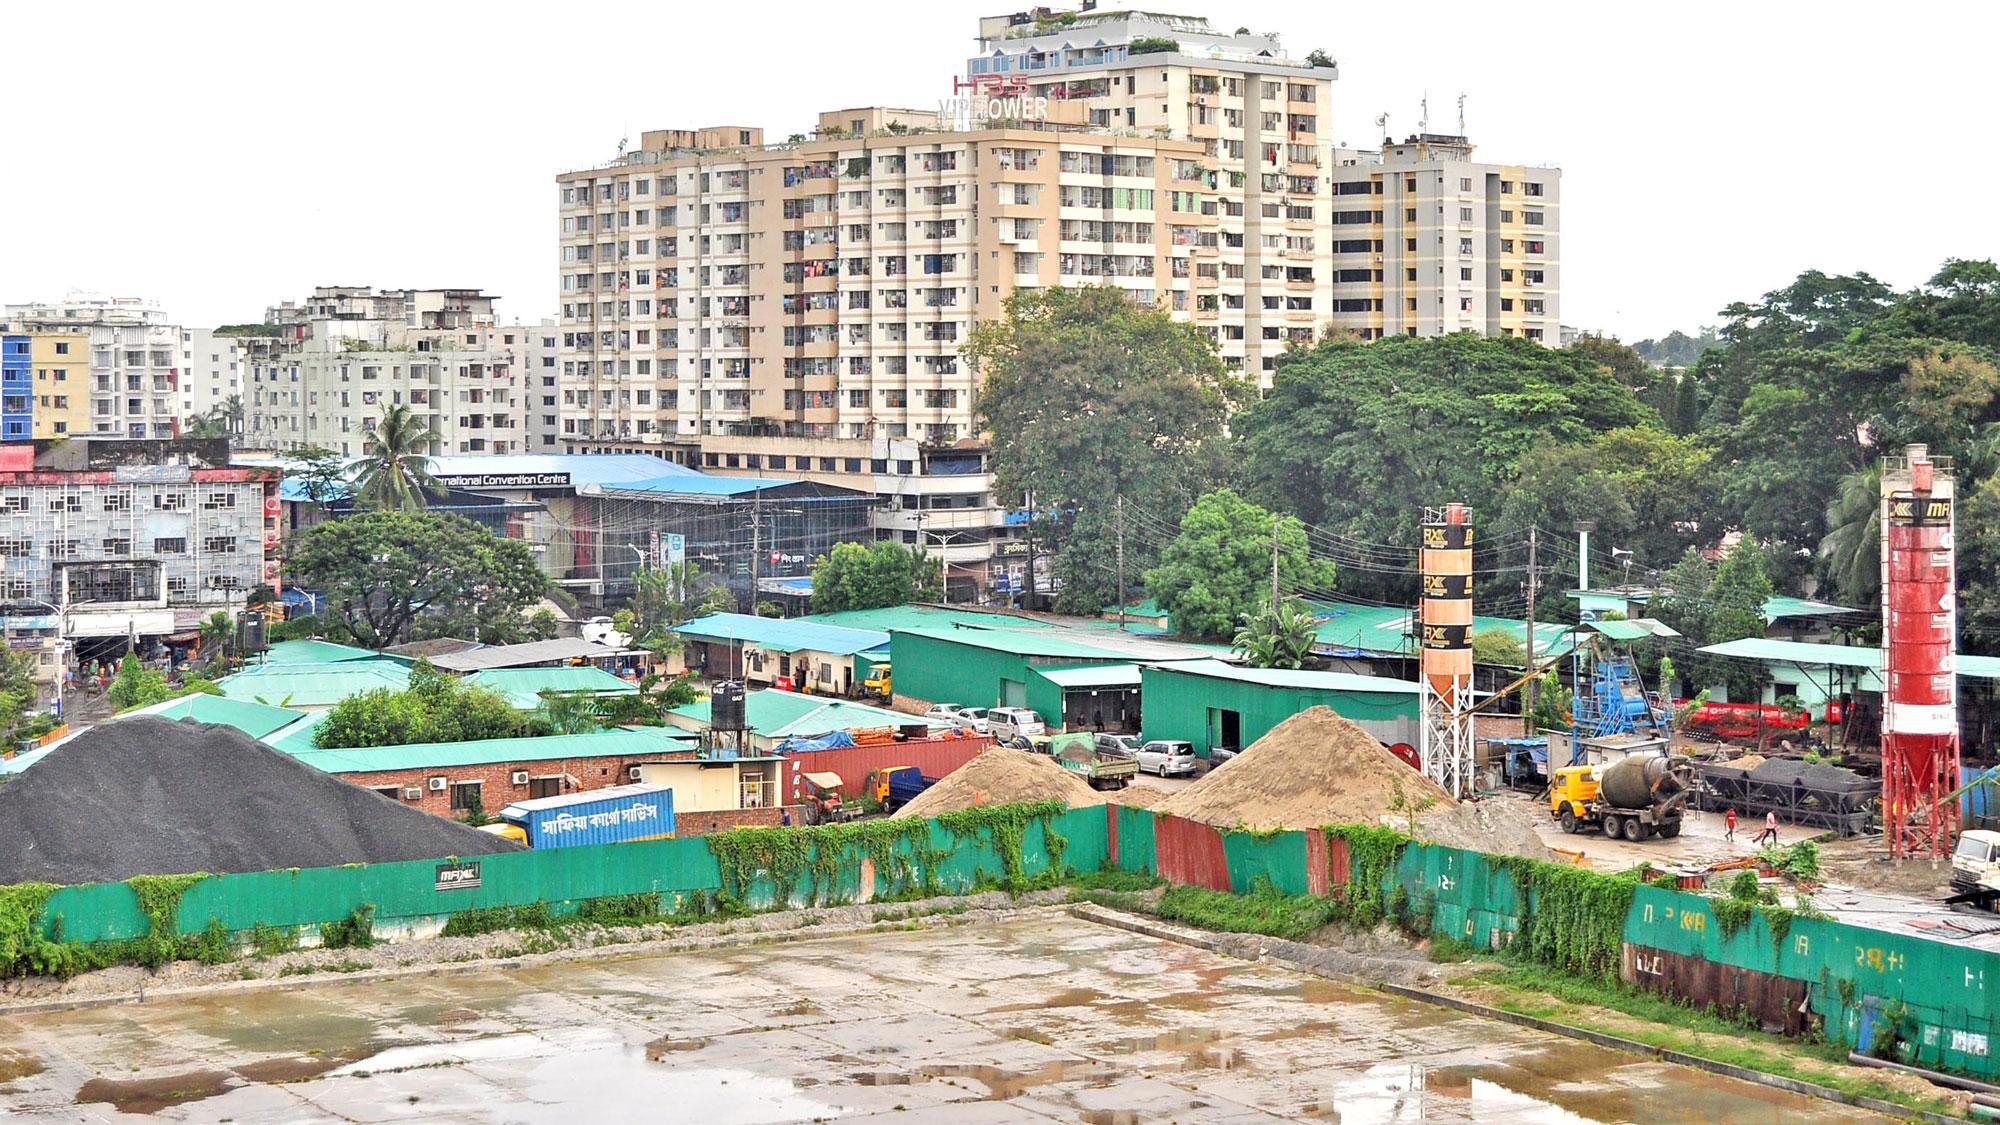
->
[502,784,676,848]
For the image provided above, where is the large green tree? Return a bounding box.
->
[351,404,438,511]
[615,561,734,647]
[1144,488,1337,639]
[285,511,547,648]
[809,541,943,613]
[1500,426,1717,579]
[966,286,1245,612]
[314,659,524,749]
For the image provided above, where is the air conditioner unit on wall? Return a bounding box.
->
[512,771,530,785]
[428,776,448,792]
[402,787,423,801]
[628,765,643,781]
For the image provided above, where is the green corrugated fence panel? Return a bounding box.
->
[1383,843,1527,934]
[38,882,148,943]
[1219,831,1312,896]
[1053,806,1110,875]
[1115,806,1158,873]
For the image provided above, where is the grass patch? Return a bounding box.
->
[1153,878,1336,942]
[440,902,554,937]
[1461,964,1958,1118]
[1070,870,1162,893]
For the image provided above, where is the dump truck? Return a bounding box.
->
[865,765,935,812]
[861,662,892,701]
[799,771,862,825]
[1047,732,1137,791]
[1550,753,1692,841]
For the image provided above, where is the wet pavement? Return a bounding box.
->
[0,915,1885,1122]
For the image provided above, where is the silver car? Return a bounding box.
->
[1095,733,1142,756]
[1135,740,1199,777]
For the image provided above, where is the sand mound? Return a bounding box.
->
[1107,784,1168,809]
[1156,707,1554,860]
[893,747,1104,819]
[0,717,519,885]
[1726,753,1767,770]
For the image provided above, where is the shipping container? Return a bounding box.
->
[500,784,675,848]
[778,735,991,803]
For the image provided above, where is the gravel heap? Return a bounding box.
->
[1157,707,1554,860]
[892,746,1104,819]
[0,717,519,885]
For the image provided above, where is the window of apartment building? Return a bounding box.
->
[1525,182,1544,196]
[50,540,78,560]
[1524,211,1545,226]
[0,539,28,557]
[449,781,483,813]
[0,496,24,513]
[202,492,237,510]
[1404,208,1417,222]
[1501,239,1514,253]
[201,536,237,554]
[1524,299,1546,314]
[1457,267,1472,282]
[154,492,186,510]
[1524,269,1545,284]
[54,342,68,355]
[154,537,186,555]
[45,494,79,513]
[1405,177,1417,192]
[1501,298,1515,311]
[1501,269,1514,282]
[1525,240,1545,254]
[1405,238,1418,252]
[1458,238,1474,255]
[1459,207,1473,222]
[102,493,131,512]
[101,538,130,557]
[1406,298,1418,311]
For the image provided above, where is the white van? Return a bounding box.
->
[987,706,1046,740]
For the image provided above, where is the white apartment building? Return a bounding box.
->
[518,319,562,449]
[179,327,249,428]
[0,296,184,438]
[245,287,532,456]
[1325,134,1561,341]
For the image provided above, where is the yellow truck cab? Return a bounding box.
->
[863,663,892,699]
[1550,764,1599,821]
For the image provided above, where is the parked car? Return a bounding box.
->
[988,706,1046,740]
[953,706,992,734]
[923,704,966,724]
[1094,733,1142,756]
[1210,745,1241,765]
[1135,740,1200,777]
[997,734,1036,751]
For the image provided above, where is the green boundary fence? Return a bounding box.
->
[12,805,2000,1078]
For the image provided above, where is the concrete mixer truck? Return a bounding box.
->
[1549,753,1694,842]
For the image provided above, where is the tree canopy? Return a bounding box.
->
[966,286,1246,612]
[313,659,524,749]
[1143,488,1337,640]
[351,404,438,511]
[809,541,943,613]
[284,511,547,648]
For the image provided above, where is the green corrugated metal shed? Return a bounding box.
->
[1762,595,1863,620]
[466,666,638,709]
[258,639,401,665]
[262,710,332,754]
[284,725,697,774]
[673,612,888,655]
[669,688,946,738]
[215,662,411,707]
[804,604,1172,638]
[1698,637,2000,692]
[1576,618,1680,642]
[132,694,310,738]
[1033,663,1144,689]
[1138,658,1421,756]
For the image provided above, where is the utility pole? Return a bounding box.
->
[1022,489,1036,611]
[1523,526,1539,735]
[1115,496,1127,630]
[1270,518,1281,612]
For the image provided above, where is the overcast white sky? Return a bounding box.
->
[2,1,1993,342]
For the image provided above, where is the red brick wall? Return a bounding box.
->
[338,755,661,819]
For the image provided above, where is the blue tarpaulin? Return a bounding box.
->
[775,730,858,753]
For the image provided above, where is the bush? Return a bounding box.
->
[321,903,375,949]
[314,659,525,749]
[1130,36,1179,54]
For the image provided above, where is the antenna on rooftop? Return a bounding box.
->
[1457,93,1466,136]
[1375,112,1389,145]
[1419,93,1428,134]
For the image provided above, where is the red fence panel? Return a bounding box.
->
[1154,813,1231,891]
[779,735,992,801]
[1105,804,1121,868]
[1304,830,1331,896]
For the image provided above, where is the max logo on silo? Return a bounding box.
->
[1888,496,1952,525]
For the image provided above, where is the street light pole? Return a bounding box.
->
[15,597,73,722]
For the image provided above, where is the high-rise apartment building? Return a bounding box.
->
[245,287,531,456]
[554,6,1561,598]
[1,297,184,439]
[517,319,562,450]
[969,7,1337,378]
[180,328,249,428]
[1324,134,1560,341]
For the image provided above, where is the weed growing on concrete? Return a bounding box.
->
[320,904,375,950]
[1321,825,1409,928]
[440,902,554,937]
[573,893,663,926]
[249,923,300,958]
[1154,877,1336,941]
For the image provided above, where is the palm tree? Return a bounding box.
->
[183,411,228,439]
[1819,464,1881,606]
[351,404,437,511]
[218,394,245,439]
[1231,598,1320,670]
[198,611,234,669]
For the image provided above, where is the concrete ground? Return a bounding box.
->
[0,916,1883,1123]
[1504,789,1821,870]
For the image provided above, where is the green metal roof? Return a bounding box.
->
[215,661,410,707]
[1576,618,1681,642]
[892,625,1136,660]
[1032,663,1144,689]
[262,710,332,754]
[466,666,638,709]
[283,726,698,774]
[803,604,1172,638]
[1100,599,1166,617]
[670,688,948,738]
[1762,595,1864,620]
[128,694,310,738]
[1698,637,2000,681]
[674,612,889,655]
[1147,657,1421,694]
[1308,601,1579,659]
[258,639,399,665]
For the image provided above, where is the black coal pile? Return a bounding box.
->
[0,717,518,886]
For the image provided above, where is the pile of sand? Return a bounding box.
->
[1156,707,1555,861]
[892,747,1105,819]
[1726,753,1767,771]
[1107,785,1168,809]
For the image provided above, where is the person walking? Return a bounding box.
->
[1724,807,1737,842]
[1755,810,1780,848]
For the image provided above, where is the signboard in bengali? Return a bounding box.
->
[433,472,572,490]
[434,861,482,891]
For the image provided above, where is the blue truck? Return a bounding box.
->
[498,784,676,848]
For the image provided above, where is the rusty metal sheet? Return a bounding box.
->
[1105,804,1121,869]
[1154,813,1231,891]
[1305,830,1331,896]
[1325,834,1350,891]
[1624,943,1812,1036]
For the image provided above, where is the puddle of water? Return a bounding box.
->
[230,1055,354,1084]
[74,1070,235,1115]
[990,986,1106,1012]
[0,1048,43,1084]
[1102,1027,1223,1054]
[852,1060,1107,1099]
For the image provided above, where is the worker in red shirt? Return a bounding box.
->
[1724,807,1737,842]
